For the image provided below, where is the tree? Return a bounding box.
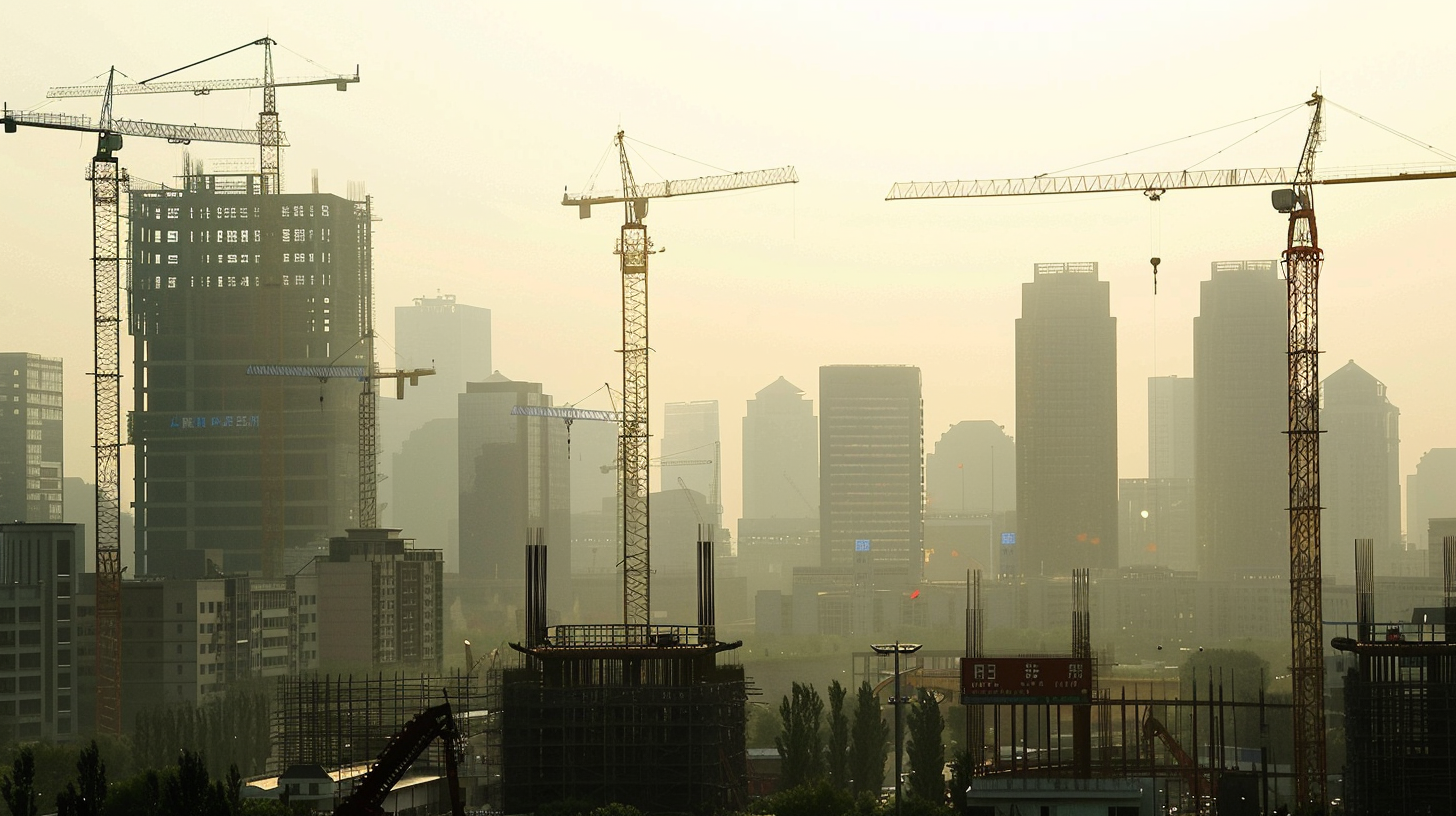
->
[825,680,850,786]
[905,689,945,802]
[775,682,826,788]
[848,681,889,797]
[0,747,37,816]
[55,741,106,816]
[946,748,975,814]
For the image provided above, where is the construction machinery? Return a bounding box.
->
[887,91,1456,811]
[563,131,796,628]
[333,700,466,816]
[1145,713,1216,802]
[244,362,435,528]
[3,69,296,736]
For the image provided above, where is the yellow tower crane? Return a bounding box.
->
[563,131,796,629]
[885,91,1456,811]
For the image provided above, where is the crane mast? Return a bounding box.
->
[1284,92,1327,811]
[615,132,654,628]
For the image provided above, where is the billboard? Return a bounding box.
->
[854,539,871,552]
[960,657,1093,705]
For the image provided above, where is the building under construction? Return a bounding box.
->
[1335,538,1456,815]
[129,170,368,576]
[499,533,748,814]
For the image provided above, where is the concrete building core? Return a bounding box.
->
[129,175,369,576]
[1015,262,1118,575]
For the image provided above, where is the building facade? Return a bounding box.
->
[130,175,369,576]
[1015,262,1118,575]
[1194,260,1287,579]
[661,401,720,526]
[313,528,443,672]
[0,523,89,742]
[741,377,818,521]
[457,373,569,590]
[1322,360,1401,580]
[818,365,923,585]
[1149,375,1194,481]
[0,354,63,524]
[1408,449,1456,557]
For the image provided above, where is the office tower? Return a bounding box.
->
[1149,375,1195,480]
[1408,448,1456,555]
[0,523,91,742]
[457,373,569,590]
[819,365,923,583]
[1015,262,1118,575]
[0,354,63,524]
[661,401,720,526]
[312,528,444,672]
[382,294,492,556]
[1194,261,1287,579]
[1124,376,1197,571]
[1321,361,1401,579]
[130,176,369,576]
[742,377,818,520]
[739,377,819,594]
[925,421,1015,516]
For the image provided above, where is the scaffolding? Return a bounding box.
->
[272,669,490,803]
[500,624,748,814]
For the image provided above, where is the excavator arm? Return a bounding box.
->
[334,702,466,816]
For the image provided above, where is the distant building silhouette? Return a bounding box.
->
[1015,262,1118,575]
[1149,375,1194,481]
[457,372,569,593]
[1408,448,1456,558]
[381,293,491,563]
[129,180,367,575]
[661,401,720,525]
[1124,376,1196,571]
[1321,360,1401,580]
[0,353,63,524]
[739,376,819,596]
[924,421,1015,577]
[819,365,923,585]
[1194,260,1286,579]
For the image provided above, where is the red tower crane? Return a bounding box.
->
[885,92,1456,811]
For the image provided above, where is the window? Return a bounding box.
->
[19,653,40,670]
[18,607,39,623]
[57,672,70,689]
[177,602,184,614]
[18,631,39,647]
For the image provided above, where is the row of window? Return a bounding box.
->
[142,204,334,220]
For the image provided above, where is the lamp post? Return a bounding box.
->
[871,640,922,816]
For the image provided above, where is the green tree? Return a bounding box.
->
[825,680,850,786]
[946,748,974,813]
[848,681,889,796]
[55,741,106,816]
[744,779,866,816]
[775,682,826,788]
[0,747,37,816]
[905,689,945,803]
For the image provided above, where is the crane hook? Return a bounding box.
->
[1150,257,1161,295]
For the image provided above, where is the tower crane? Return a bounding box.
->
[3,70,289,736]
[886,91,1456,812]
[52,37,361,578]
[564,131,796,628]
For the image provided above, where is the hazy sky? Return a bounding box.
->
[4,2,1454,537]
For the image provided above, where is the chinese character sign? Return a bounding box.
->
[959,657,1093,704]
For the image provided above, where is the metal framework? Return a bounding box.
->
[564,131,796,627]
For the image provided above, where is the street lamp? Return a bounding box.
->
[871,640,922,816]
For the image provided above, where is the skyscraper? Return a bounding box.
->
[1194,260,1287,579]
[661,401,720,524]
[130,175,367,576]
[1015,262,1118,575]
[1321,361,1401,580]
[925,421,1014,516]
[457,372,569,590]
[1149,375,1195,481]
[1407,448,1456,557]
[819,365,922,584]
[0,354,63,524]
[383,293,492,563]
[741,377,818,521]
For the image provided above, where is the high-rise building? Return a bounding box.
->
[661,401,720,525]
[925,421,1015,516]
[0,523,91,742]
[818,365,922,584]
[381,294,492,551]
[1321,361,1401,580]
[457,373,569,590]
[1407,448,1456,556]
[1015,262,1118,575]
[739,377,819,596]
[1149,375,1194,481]
[312,527,443,672]
[0,354,63,524]
[742,377,818,521]
[1194,261,1287,579]
[130,176,369,576]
